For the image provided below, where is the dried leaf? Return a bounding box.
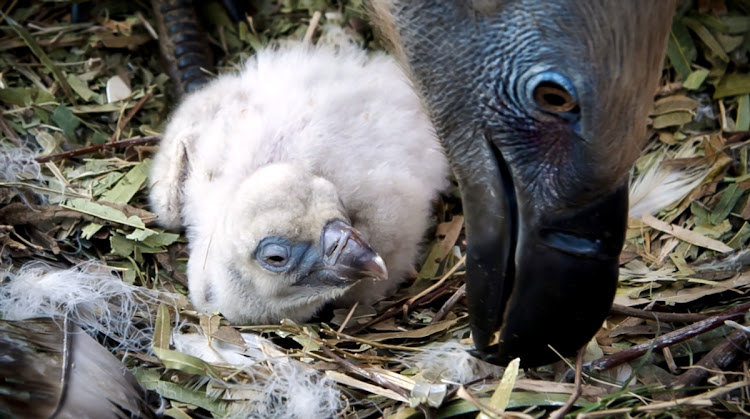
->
[478,358,519,418]
[652,95,699,115]
[325,370,409,402]
[640,214,732,253]
[652,111,694,129]
[357,318,461,342]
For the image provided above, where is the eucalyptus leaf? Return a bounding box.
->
[667,19,697,80]
[51,104,81,139]
[714,73,750,99]
[736,94,750,132]
[682,69,710,90]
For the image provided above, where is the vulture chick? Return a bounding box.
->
[149,44,449,324]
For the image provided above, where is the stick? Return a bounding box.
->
[589,302,750,371]
[35,136,161,163]
[673,328,750,394]
[550,348,585,419]
[609,304,710,323]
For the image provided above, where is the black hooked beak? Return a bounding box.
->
[464,144,628,367]
[297,220,388,287]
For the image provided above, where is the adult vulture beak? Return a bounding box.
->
[369,0,675,366]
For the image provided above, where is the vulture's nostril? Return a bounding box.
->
[539,229,604,259]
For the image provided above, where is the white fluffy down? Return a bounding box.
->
[0,261,169,353]
[0,140,41,183]
[149,43,450,324]
[628,137,714,218]
[400,341,503,385]
[0,261,343,417]
[173,331,342,418]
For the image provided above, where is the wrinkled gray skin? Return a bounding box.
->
[370,0,675,366]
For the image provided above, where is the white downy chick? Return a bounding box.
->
[149,44,449,324]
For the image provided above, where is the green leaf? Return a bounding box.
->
[721,15,750,34]
[432,393,577,419]
[153,303,171,350]
[710,183,743,225]
[101,159,151,204]
[667,20,697,80]
[134,365,226,415]
[2,12,76,104]
[154,347,221,377]
[142,230,180,247]
[51,104,81,139]
[652,111,693,129]
[125,228,156,241]
[152,379,227,416]
[65,198,149,231]
[478,358,519,418]
[683,17,730,62]
[0,87,55,105]
[66,73,96,101]
[683,69,710,90]
[728,221,750,249]
[110,233,167,257]
[736,94,750,132]
[714,73,750,98]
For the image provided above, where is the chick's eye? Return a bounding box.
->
[256,241,291,271]
[526,71,579,116]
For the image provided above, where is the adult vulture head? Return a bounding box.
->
[369,0,675,366]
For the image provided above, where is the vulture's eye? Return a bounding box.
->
[526,71,579,117]
[256,239,292,271]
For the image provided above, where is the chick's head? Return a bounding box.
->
[188,163,387,324]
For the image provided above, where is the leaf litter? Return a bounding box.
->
[1,0,750,417]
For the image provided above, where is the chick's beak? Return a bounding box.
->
[298,220,388,288]
[322,219,388,281]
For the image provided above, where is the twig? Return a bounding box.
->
[344,276,462,334]
[405,255,465,308]
[673,328,750,394]
[320,345,434,418]
[337,301,358,333]
[0,202,156,227]
[0,113,22,146]
[431,283,466,323]
[321,345,409,398]
[35,136,161,163]
[302,11,322,45]
[550,348,585,419]
[108,91,153,142]
[589,302,750,371]
[577,381,749,418]
[609,304,710,323]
